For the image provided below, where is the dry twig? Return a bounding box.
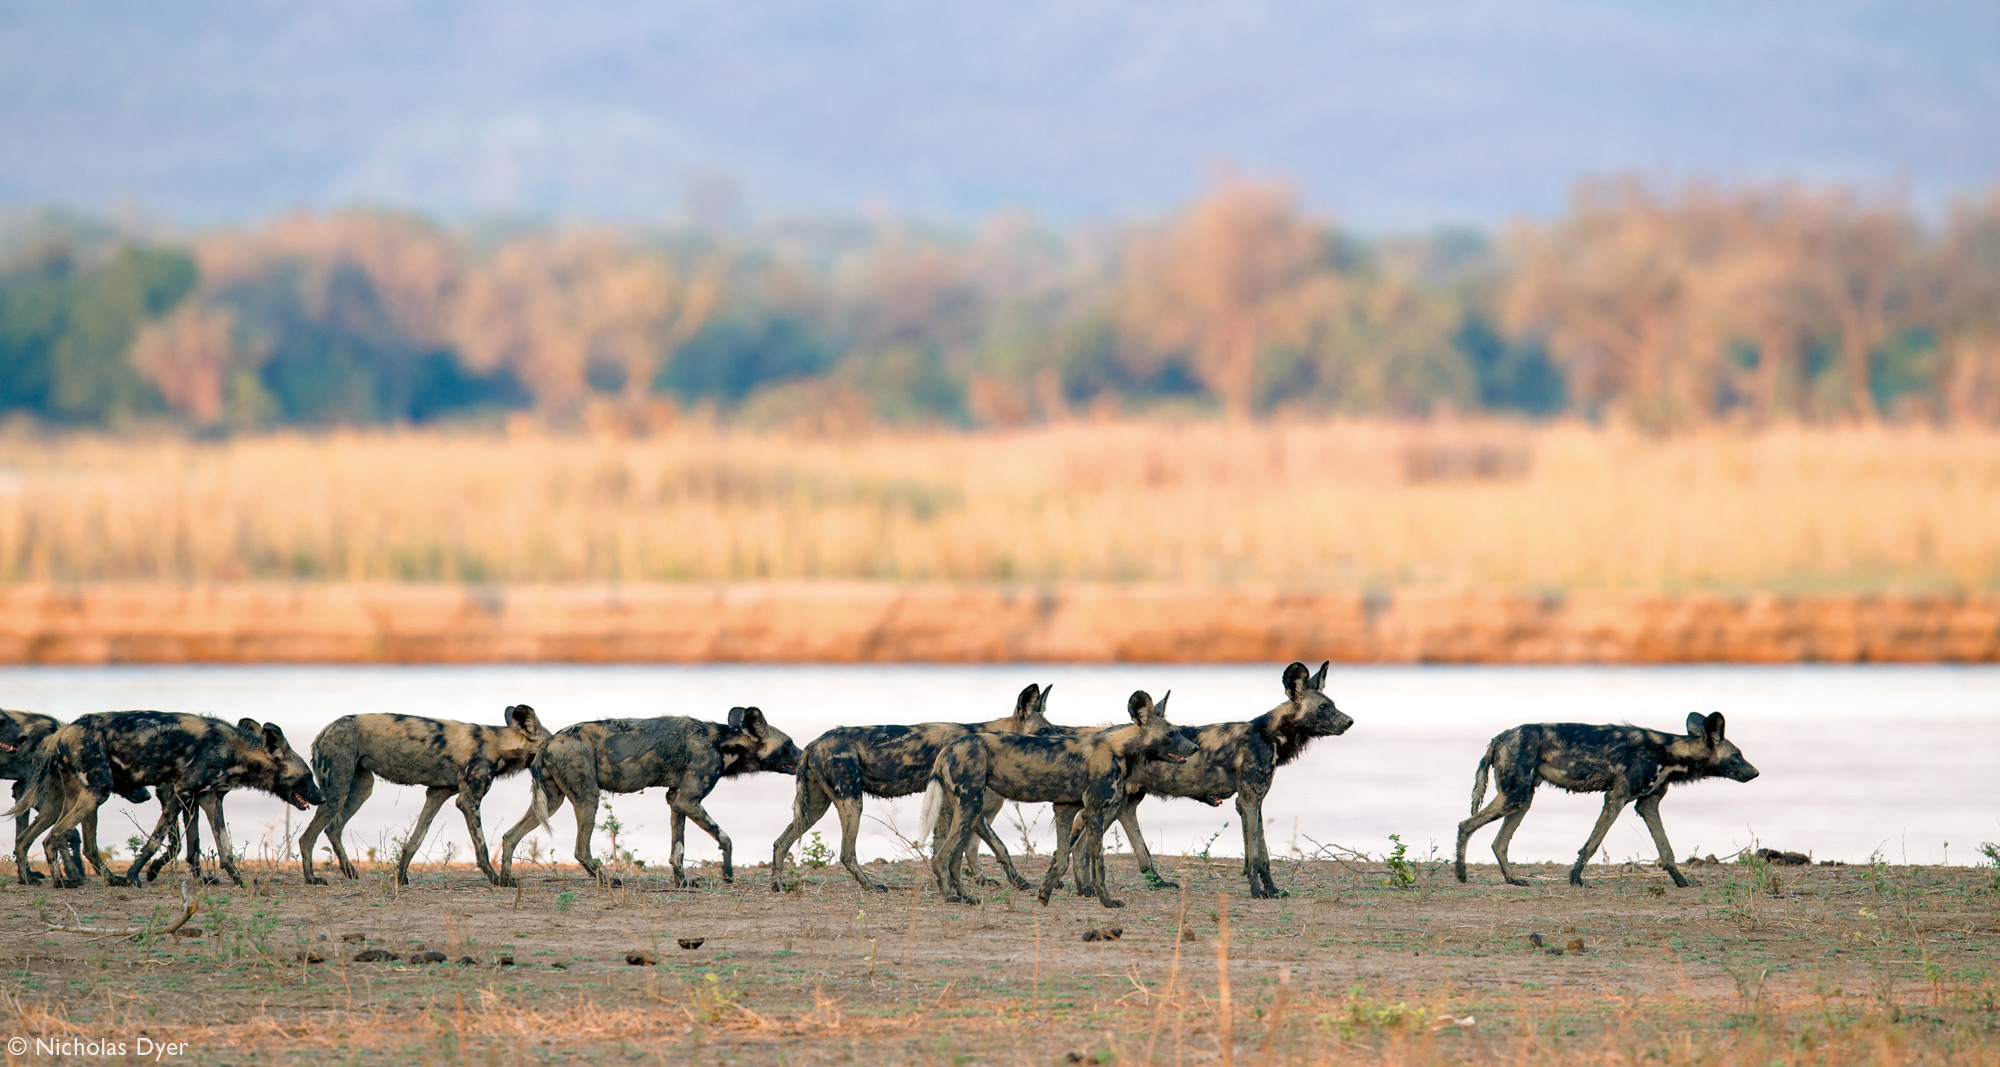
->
[40,881,198,942]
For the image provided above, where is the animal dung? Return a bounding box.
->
[678,937,706,950]
[626,950,660,966]
[1546,948,1565,956]
[351,948,400,963]
[410,951,448,964]
[1527,933,1544,949]
[1567,938,1587,953]
[1755,848,1811,866]
[340,932,369,943]
[497,955,515,967]
[295,949,326,964]
[455,955,476,966]
[1081,926,1124,942]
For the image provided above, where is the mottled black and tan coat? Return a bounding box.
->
[498,707,800,886]
[770,684,1061,893]
[920,690,1198,909]
[1050,660,1352,899]
[1454,712,1761,888]
[11,711,319,888]
[298,706,549,886]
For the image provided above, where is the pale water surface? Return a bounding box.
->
[2,665,1994,878]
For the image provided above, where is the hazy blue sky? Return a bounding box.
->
[2,1,1996,228]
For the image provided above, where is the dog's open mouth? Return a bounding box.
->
[0,741,15,753]
[291,793,313,809]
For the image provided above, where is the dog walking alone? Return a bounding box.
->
[1454,712,1760,887]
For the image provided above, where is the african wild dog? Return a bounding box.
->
[11,712,320,888]
[1049,660,1351,899]
[1,710,93,883]
[1454,712,1761,888]
[497,707,800,887]
[920,690,1198,909]
[771,684,1061,894]
[298,706,549,887]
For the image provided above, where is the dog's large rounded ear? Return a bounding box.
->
[1126,690,1153,723]
[1154,690,1171,718]
[1013,684,1042,721]
[1686,712,1707,737]
[1283,662,1311,701]
[1703,712,1726,745]
[1310,660,1330,692]
[731,706,767,735]
[261,723,287,753]
[1037,683,1053,710]
[238,717,262,737]
[507,705,539,734]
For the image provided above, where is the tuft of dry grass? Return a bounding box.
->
[0,418,1996,590]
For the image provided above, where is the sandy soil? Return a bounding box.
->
[3,850,1998,1064]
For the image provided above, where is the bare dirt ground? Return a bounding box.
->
[3,848,1998,1064]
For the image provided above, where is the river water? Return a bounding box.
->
[3,664,1994,877]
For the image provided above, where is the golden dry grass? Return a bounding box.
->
[0,419,1996,590]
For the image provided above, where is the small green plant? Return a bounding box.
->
[1196,823,1229,863]
[1977,842,2000,892]
[687,971,742,1024]
[800,830,832,869]
[1383,834,1416,890]
[556,891,578,913]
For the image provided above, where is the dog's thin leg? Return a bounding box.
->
[39,784,100,889]
[454,777,503,886]
[1490,805,1533,886]
[1119,795,1172,888]
[1235,791,1283,898]
[941,789,983,905]
[327,769,373,881]
[1080,806,1123,909]
[770,772,830,891]
[1455,795,1520,883]
[123,793,181,886]
[568,780,603,880]
[396,787,454,886]
[201,794,246,887]
[1569,793,1629,887]
[1048,804,1083,895]
[1633,793,1689,887]
[497,780,565,886]
[668,784,734,884]
[80,807,111,881]
[832,794,885,893]
[972,792,1032,890]
[669,808,688,885]
[298,766,347,886]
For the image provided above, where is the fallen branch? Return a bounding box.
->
[41,881,198,941]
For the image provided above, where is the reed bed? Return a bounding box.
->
[0,419,1996,590]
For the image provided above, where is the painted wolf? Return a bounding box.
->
[921,690,1198,909]
[2,709,93,883]
[1454,712,1761,887]
[771,683,1060,893]
[12,711,319,887]
[1049,660,1351,899]
[496,707,800,886]
[298,706,549,886]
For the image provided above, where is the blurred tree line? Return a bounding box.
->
[2,175,1996,432]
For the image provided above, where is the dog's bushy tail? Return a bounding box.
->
[918,779,945,842]
[1469,746,1495,815]
[528,758,557,841]
[3,746,50,819]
